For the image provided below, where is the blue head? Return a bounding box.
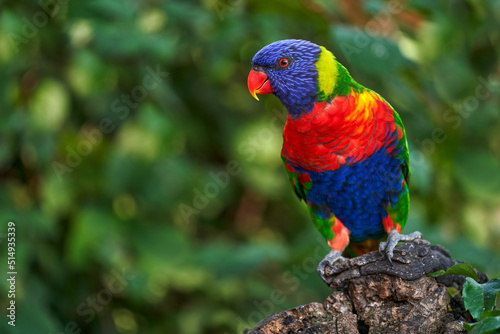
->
[248,39,322,117]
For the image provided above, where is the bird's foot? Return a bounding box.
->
[317,250,346,282]
[379,230,423,264]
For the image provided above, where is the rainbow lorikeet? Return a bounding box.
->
[247,39,422,279]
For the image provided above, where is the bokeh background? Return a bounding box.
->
[1,0,500,333]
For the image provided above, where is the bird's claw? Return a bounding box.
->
[317,250,346,281]
[379,230,423,265]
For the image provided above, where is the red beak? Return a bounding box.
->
[247,69,274,101]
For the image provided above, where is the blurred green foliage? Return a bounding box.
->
[1,0,500,333]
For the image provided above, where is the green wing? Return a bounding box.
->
[385,100,411,230]
[392,108,411,186]
[281,155,335,241]
[281,154,309,201]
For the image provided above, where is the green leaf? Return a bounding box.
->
[447,287,460,298]
[464,277,486,320]
[465,316,500,334]
[483,279,500,316]
[463,322,477,331]
[463,278,500,325]
[483,311,500,318]
[428,263,479,282]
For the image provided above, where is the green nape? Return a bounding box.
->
[332,63,364,97]
[315,46,365,100]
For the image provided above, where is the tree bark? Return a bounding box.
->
[244,239,488,334]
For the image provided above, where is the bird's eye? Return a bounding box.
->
[279,58,289,67]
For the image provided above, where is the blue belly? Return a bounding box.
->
[291,149,404,242]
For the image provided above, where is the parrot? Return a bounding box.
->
[247,39,422,280]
